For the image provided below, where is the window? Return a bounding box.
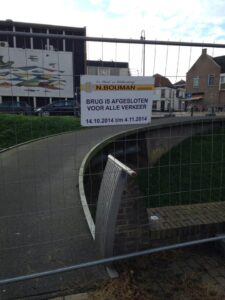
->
[220,74,225,90]
[208,74,215,86]
[110,67,119,76]
[161,89,165,98]
[152,101,157,110]
[193,77,199,88]
[98,67,110,76]
[87,66,98,75]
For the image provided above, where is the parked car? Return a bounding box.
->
[35,100,80,116]
[0,101,33,115]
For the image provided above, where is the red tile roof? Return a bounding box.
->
[153,73,174,88]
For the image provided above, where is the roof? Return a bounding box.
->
[213,56,225,73]
[87,60,129,68]
[174,80,186,87]
[0,19,86,33]
[187,49,220,75]
[153,73,174,88]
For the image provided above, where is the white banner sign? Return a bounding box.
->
[81,75,155,126]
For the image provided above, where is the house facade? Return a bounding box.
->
[174,80,187,111]
[152,74,182,111]
[186,48,225,110]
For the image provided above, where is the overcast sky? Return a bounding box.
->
[1,0,225,79]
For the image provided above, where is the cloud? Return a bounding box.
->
[1,0,225,79]
[1,0,225,41]
[89,0,104,4]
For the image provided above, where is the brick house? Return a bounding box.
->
[186,48,225,110]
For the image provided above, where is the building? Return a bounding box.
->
[186,48,225,111]
[86,60,130,76]
[0,20,86,108]
[174,80,186,98]
[152,74,178,111]
[173,80,187,111]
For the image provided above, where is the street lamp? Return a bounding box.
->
[140,30,146,76]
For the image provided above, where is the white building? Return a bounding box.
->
[0,20,86,108]
[152,74,186,111]
[86,60,130,76]
[174,80,187,111]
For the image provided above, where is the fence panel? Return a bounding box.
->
[0,29,225,299]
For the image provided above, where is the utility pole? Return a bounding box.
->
[140,30,145,76]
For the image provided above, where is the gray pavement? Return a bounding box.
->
[0,125,140,299]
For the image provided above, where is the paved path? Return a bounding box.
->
[0,125,144,299]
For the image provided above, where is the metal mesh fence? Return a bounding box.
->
[0,29,225,299]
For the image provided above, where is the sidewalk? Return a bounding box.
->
[152,110,225,118]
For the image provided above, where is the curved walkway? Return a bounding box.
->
[0,116,221,299]
[0,124,147,299]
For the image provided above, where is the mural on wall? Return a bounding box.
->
[0,47,74,97]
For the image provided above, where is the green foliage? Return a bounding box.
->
[0,114,81,150]
[138,129,225,207]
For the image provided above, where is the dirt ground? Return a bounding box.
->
[89,244,225,300]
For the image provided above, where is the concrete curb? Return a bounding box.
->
[78,126,144,239]
[0,130,78,154]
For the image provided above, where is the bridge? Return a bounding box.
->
[0,116,225,299]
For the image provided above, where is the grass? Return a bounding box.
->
[0,114,81,150]
[137,128,225,208]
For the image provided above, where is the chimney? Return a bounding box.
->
[202,48,207,55]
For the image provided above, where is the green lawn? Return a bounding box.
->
[0,114,81,150]
[137,129,225,208]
